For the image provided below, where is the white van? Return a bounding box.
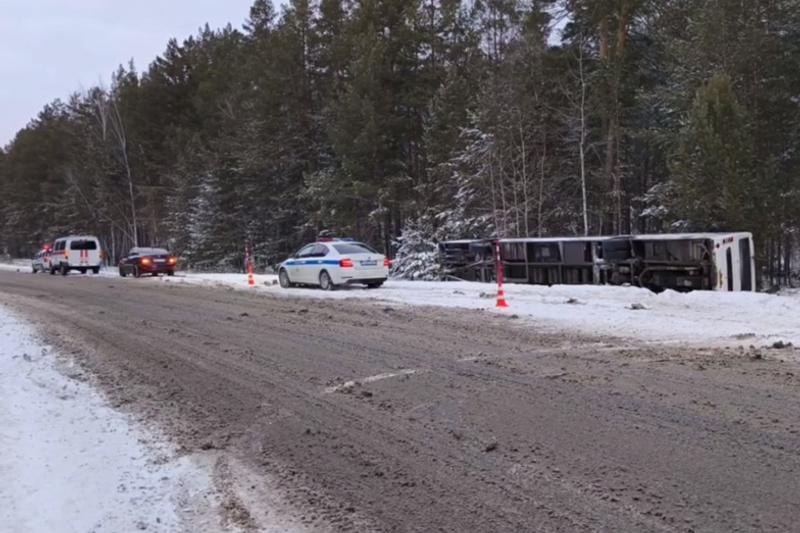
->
[50,235,103,275]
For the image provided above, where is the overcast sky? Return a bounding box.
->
[0,0,281,148]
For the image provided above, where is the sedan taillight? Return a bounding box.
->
[384,257,391,267]
[340,258,354,268]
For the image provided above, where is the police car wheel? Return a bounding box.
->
[279,270,292,288]
[319,270,335,291]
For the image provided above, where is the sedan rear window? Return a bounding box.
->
[130,247,169,256]
[70,240,98,250]
[333,243,377,254]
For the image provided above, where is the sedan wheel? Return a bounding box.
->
[279,270,292,288]
[133,266,141,278]
[319,270,335,291]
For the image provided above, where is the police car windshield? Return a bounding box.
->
[333,243,377,254]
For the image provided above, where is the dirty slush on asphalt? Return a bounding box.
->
[1,270,799,532]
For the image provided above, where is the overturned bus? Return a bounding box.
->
[438,233,755,292]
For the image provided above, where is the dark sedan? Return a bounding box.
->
[118,247,177,277]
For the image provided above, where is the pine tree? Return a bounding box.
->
[671,73,755,232]
[391,217,441,280]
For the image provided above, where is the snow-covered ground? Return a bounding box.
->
[157,272,800,352]
[0,304,241,533]
[3,259,799,352]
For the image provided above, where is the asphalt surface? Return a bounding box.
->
[1,269,799,532]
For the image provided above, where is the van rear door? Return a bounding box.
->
[69,238,101,267]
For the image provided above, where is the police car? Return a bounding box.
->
[278,239,389,290]
[31,244,53,273]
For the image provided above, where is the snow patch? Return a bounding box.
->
[0,305,240,533]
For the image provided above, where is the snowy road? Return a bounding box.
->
[1,269,800,532]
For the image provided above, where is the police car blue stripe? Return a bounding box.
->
[284,259,341,266]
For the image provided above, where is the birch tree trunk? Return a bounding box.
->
[538,131,546,238]
[578,36,589,236]
[109,98,139,248]
[519,120,530,237]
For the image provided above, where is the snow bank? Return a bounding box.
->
[0,260,31,273]
[155,273,800,351]
[0,305,236,533]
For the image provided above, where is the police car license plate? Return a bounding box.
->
[360,260,377,266]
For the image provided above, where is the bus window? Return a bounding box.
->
[726,248,734,291]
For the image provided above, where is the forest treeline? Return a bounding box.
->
[1,0,799,283]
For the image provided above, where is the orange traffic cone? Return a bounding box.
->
[494,240,509,308]
[247,260,256,288]
[246,245,256,288]
[496,288,509,308]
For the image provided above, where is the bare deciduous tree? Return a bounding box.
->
[91,90,139,247]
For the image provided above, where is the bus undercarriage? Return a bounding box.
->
[438,233,755,292]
